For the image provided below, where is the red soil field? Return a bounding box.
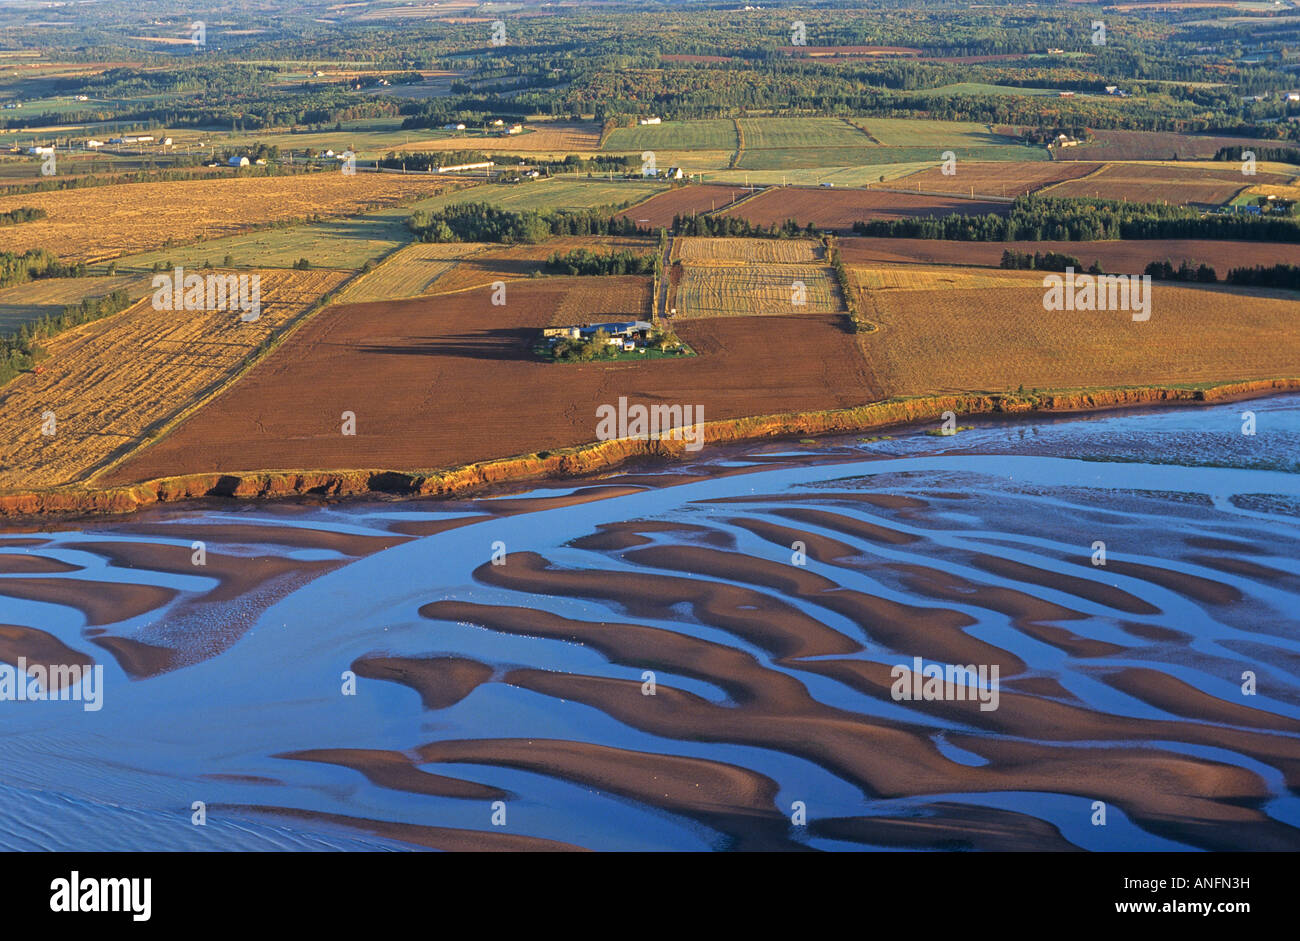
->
[721,187,1008,230]
[894,161,1101,197]
[838,236,1300,274]
[1044,162,1288,205]
[105,277,874,484]
[1049,129,1280,161]
[618,185,755,227]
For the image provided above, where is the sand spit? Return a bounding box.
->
[220,806,588,852]
[1,380,1296,523]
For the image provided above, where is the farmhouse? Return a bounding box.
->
[639,117,662,125]
[542,320,655,351]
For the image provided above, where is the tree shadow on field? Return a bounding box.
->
[356,327,537,361]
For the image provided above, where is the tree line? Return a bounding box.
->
[408,202,646,244]
[852,195,1300,243]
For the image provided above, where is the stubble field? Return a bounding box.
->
[0,173,460,265]
[0,268,349,490]
[852,266,1300,396]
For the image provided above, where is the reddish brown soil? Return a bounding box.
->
[721,187,1008,230]
[105,277,874,483]
[618,186,754,227]
[838,236,1300,274]
[894,161,1101,197]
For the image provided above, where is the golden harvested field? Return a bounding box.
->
[425,236,654,295]
[675,263,841,319]
[892,161,1101,197]
[854,267,1300,396]
[394,122,601,154]
[850,264,1046,292]
[0,268,349,490]
[332,242,473,303]
[549,275,653,324]
[1042,162,1290,205]
[675,236,821,265]
[0,174,460,265]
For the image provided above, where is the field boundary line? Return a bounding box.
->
[729,117,744,169]
[83,266,377,486]
[842,116,880,144]
[708,184,769,216]
[870,185,1016,202]
[1037,161,1108,195]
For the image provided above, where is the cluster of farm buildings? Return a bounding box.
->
[541,320,657,352]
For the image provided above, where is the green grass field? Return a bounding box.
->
[603,119,739,153]
[853,117,1029,149]
[102,212,414,273]
[738,117,871,150]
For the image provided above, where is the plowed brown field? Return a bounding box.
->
[1043,162,1289,205]
[616,186,754,228]
[104,277,875,483]
[838,237,1300,274]
[721,187,1007,230]
[893,161,1100,197]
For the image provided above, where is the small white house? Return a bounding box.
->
[228,155,250,167]
[506,123,523,134]
[639,116,662,125]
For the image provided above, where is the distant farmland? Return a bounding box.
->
[1042,162,1289,205]
[602,119,739,153]
[721,187,1008,230]
[893,161,1100,197]
[616,185,754,227]
[395,122,602,154]
[1047,128,1286,162]
[839,237,1300,274]
[0,173,461,265]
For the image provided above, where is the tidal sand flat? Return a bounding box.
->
[1,397,1298,850]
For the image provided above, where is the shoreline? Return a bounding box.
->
[1,378,1296,525]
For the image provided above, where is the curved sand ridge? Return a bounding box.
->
[4,414,1299,850]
